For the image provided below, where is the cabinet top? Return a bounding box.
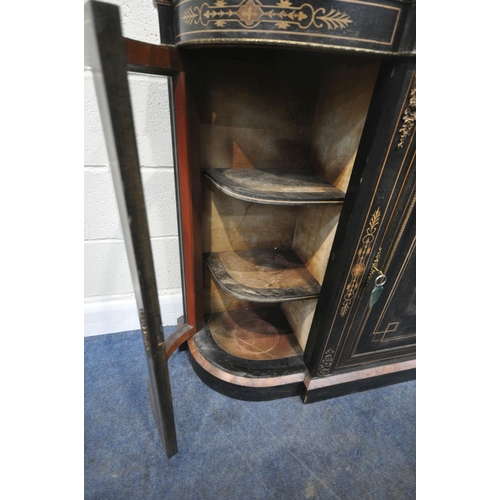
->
[158,0,415,56]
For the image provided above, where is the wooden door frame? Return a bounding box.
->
[123,37,203,355]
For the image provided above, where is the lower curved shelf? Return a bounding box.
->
[188,326,307,401]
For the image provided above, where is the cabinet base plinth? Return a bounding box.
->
[301,359,416,404]
[188,329,307,401]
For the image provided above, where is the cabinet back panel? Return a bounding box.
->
[202,179,298,253]
[191,51,379,186]
[292,204,342,285]
[310,62,380,192]
[288,204,341,348]
[195,56,319,170]
[281,299,318,351]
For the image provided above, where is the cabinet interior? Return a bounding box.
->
[186,48,379,357]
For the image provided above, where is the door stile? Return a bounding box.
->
[166,70,205,357]
[122,38,204,359]
[84,0,190,458]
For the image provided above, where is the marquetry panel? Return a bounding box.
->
[173,0,412,54]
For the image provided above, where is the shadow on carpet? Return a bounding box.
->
[84,329,415,500]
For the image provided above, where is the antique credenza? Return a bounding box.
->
[85,0,416,457]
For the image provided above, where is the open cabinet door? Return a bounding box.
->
[84,0,199,458]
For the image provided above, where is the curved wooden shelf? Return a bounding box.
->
[188,324,306,401]
[204,248,321,303]
[203,168,345,205]
[206,305,303,362]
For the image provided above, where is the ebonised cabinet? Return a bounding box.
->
[85,0,415,457]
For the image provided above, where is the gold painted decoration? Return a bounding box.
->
[397,80,416,149]
[372,320,413,342]
[340,207,381,317]
[181,0,352,30]
[317,348,334,377]
[139,309,151,357]
[367,247,382,281]
[372,321,415,343]
[385,193,415,269]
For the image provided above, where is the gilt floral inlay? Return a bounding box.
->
[367,246,382,281]
[181,0,352,30]
[340,208,381,317]
[237,0,265,25]
[318,348,334,377]
[139,309,151,357]
[397,79,416,149]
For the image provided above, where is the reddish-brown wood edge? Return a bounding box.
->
[188,338,306,388]
[124,37,182,72]
[301,358,416,403]
[174,72,204,336]
[123,39,202,357]
[164,323,195,359]
[304,359,416,390]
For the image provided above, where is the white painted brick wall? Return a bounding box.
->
[94,0,161,45]
[84,0,183,335]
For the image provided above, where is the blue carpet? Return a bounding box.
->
[85,329,415,499]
